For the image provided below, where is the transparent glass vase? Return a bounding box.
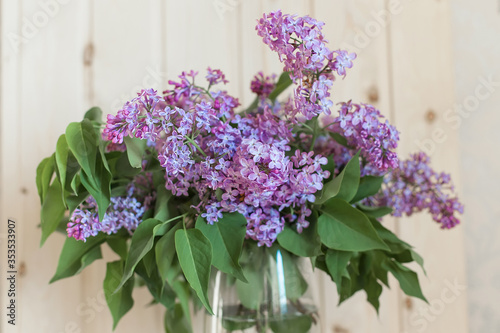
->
[204,244,320,333]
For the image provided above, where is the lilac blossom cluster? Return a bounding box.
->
[312,102,399,176]
[256,10,356,120]
[371,152,463,229]
[67,174,155,242]
[103,68,331,246]
[98,11,461,248]
[328,101,399,174]
[250,72,276,99]
[198,111,330,246]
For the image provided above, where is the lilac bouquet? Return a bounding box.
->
[37,10,462,332]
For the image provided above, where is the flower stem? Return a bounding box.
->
[184,136,207,157]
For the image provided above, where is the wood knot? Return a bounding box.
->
[83,43,94,67]
[425,109,437,123]
[18,262,26,277]
[20,187,28,195]
[333,324,350,333]
[367,85,379,103]
[405,297,413,310]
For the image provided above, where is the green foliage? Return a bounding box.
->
[124,136,148,169]
[116,218,164,291]
[104,260,134,330]
[156,222,182,285]
[36,154,55,204]
[195,213,247,282]
[383,260,427,303]
[65,119,111,221]
[84,107,103,122]
[316,151,360,204]
[175,228,214,315]
[351,175,385,203]
[277,212,322,257]
[236,248,265,310]
[37,107,431,332]
[325,249,352,294]
[269,314,313,333]
[40,178,66,246]
[50,233,106,283]
[318,198,389,251]
[164,304,192,333]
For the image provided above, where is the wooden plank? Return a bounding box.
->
[388,0,469,332]
[313,1,400,332]
[86,1,164,332]
[450,1,500,331]
[0,1,23,332]
[0,0,91,332]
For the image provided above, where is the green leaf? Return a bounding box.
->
[154,186,173,222]
[279,249,308,301]
[325,249,353,294]
[70,172,80,194]
[164,304,192,333]
[50,234,106,283]
[367,251,390,287]
[195,213,247,282]
[330,132,350,148]
[40,178,66,246]
[268,71,293,101]
[116,218,163,291]
[124,136,148,169]
[315,151,360,204]
[175,228,213,314]
[318,198,389,252]
[134,259,177,309]
[65,183,88,215]
[368,216,425,275]
[36,155,55,204]
[142,246,157,278]
[65,119,98,182]
[156,222,182,285]
[106,236,128,261]
[384,260,427,302]
[84,107,103,122]
[277,215,322,257]
[364,274,383,313]
[269,314,313,333]
[55,134,81,200]
[350,175,384,203]
[172,280,193,331]
[104,261,134,330]
[391,249,427,275]
[358,205,393,218]
[236,261,264,310]
[222,318,255,331]
[80,152,111,222]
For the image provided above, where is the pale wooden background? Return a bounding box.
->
[0,0,478,332]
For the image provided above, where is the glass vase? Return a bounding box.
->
[204,243,320,333]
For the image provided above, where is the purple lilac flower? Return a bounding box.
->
[326,101,400,174]
[250,72,276,99]
[106,88,328,246]
[332,50,357,77]
[67,174,156,241]
[371,152,463,229]
[256,10,356,120]
[206,67,229,86]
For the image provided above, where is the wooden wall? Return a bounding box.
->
[0,0,469,332]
